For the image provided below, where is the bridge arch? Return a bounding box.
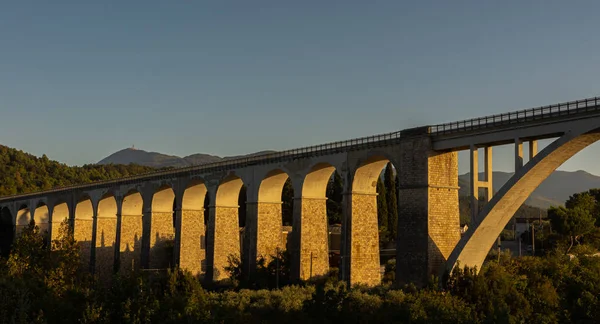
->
[34,202,50,238]
[207,174,245,280]
[15,204,32,235]
[51,201,70,241]
[290,162,338,280]
[0,206,14,257]
[96,193,117,278]
[447,127,600,273]
[179,179,208,275]
[244,169,291,272]
[120,190,143,273]
[346,155,398,286]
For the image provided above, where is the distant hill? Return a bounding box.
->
[458,170,600,208]
[98,148,277,168]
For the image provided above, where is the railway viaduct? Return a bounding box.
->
[1,96,599,286]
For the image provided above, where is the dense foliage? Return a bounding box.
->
[0,145,159,196]
[1,220,600,323]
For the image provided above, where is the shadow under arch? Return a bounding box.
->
[0,207,14,257]
[150,185,176,270]
[179,179,208,275]
[447,128,600,274]
[120,190,144,273]
[95,193,118,279]
[346,155,397,286]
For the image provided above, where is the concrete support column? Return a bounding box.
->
[529,140,538,159]
[119,213,143,273]
[397,131,460,286]
[148,210,175,270]
[174,208,205,275]
[205,205,240,281]
[342,191,381,286]
[470,146,493,225]
[515,138,524,170]
[290,197,329,281]
[244,201,283,275]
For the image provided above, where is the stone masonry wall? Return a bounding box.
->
[397,135,460,286]
[74,219,93,269]
[119,215,142,273]
[149,212,175,269]
[349,193,381,286]
[299,198,329,280]
[427,151,460,275]
[210,206,240,281]
[257,202,283,261]
[179,209,204,275]
[95,217,117,280]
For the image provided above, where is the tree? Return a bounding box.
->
[384,163,398,239]
[548,206,595,253]
[326,171,343,224]
[282,178,294,226]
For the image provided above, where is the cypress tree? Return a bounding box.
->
[384,162,398,239]
[326,171,343,224]
[376,176,388,237]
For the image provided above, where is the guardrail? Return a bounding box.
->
[429,96,600,135]
[0,130,402,201]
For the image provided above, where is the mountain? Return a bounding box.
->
[458,170,600,209]
[98,148,277,168]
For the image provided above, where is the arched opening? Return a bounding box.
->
[348,156,398,286]
[295,163,337,280]
[181,180,208,275]
[449,130,600,273]
[34,203,50,240]
[96,194,117,279]
[0,207,14,257]
[51,202,70,242]
[150,185,176,269]
[209,174,244,280]
[15,204,31,235]
[75,198,94,269]
[249,169,290,270]
[120,190,143,273]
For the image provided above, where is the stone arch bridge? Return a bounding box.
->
[1,96,599,286]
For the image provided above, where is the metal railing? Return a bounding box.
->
[0,130,402,201]
[429,96,600,135]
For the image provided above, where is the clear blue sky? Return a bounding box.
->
[1,1,599,174]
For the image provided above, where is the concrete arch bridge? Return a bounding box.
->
[1,96,599,286]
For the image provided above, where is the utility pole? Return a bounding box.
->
[531,222,536,256]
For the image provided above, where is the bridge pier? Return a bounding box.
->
[174,208,205,275]
[244,201,283,277]
[397,131,460,286]
[342,191,381,286]
[290,196,329,281]
[205,205,240,281]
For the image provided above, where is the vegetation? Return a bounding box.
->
[0,145,160,196]
[2,215,600,323]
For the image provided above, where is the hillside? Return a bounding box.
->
[0,145,158,196]
[98,148,278,168]
[458,170,600,208]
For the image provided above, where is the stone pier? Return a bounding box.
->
[206,206,240,281]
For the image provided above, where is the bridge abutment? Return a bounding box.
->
[397,133,460,286]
